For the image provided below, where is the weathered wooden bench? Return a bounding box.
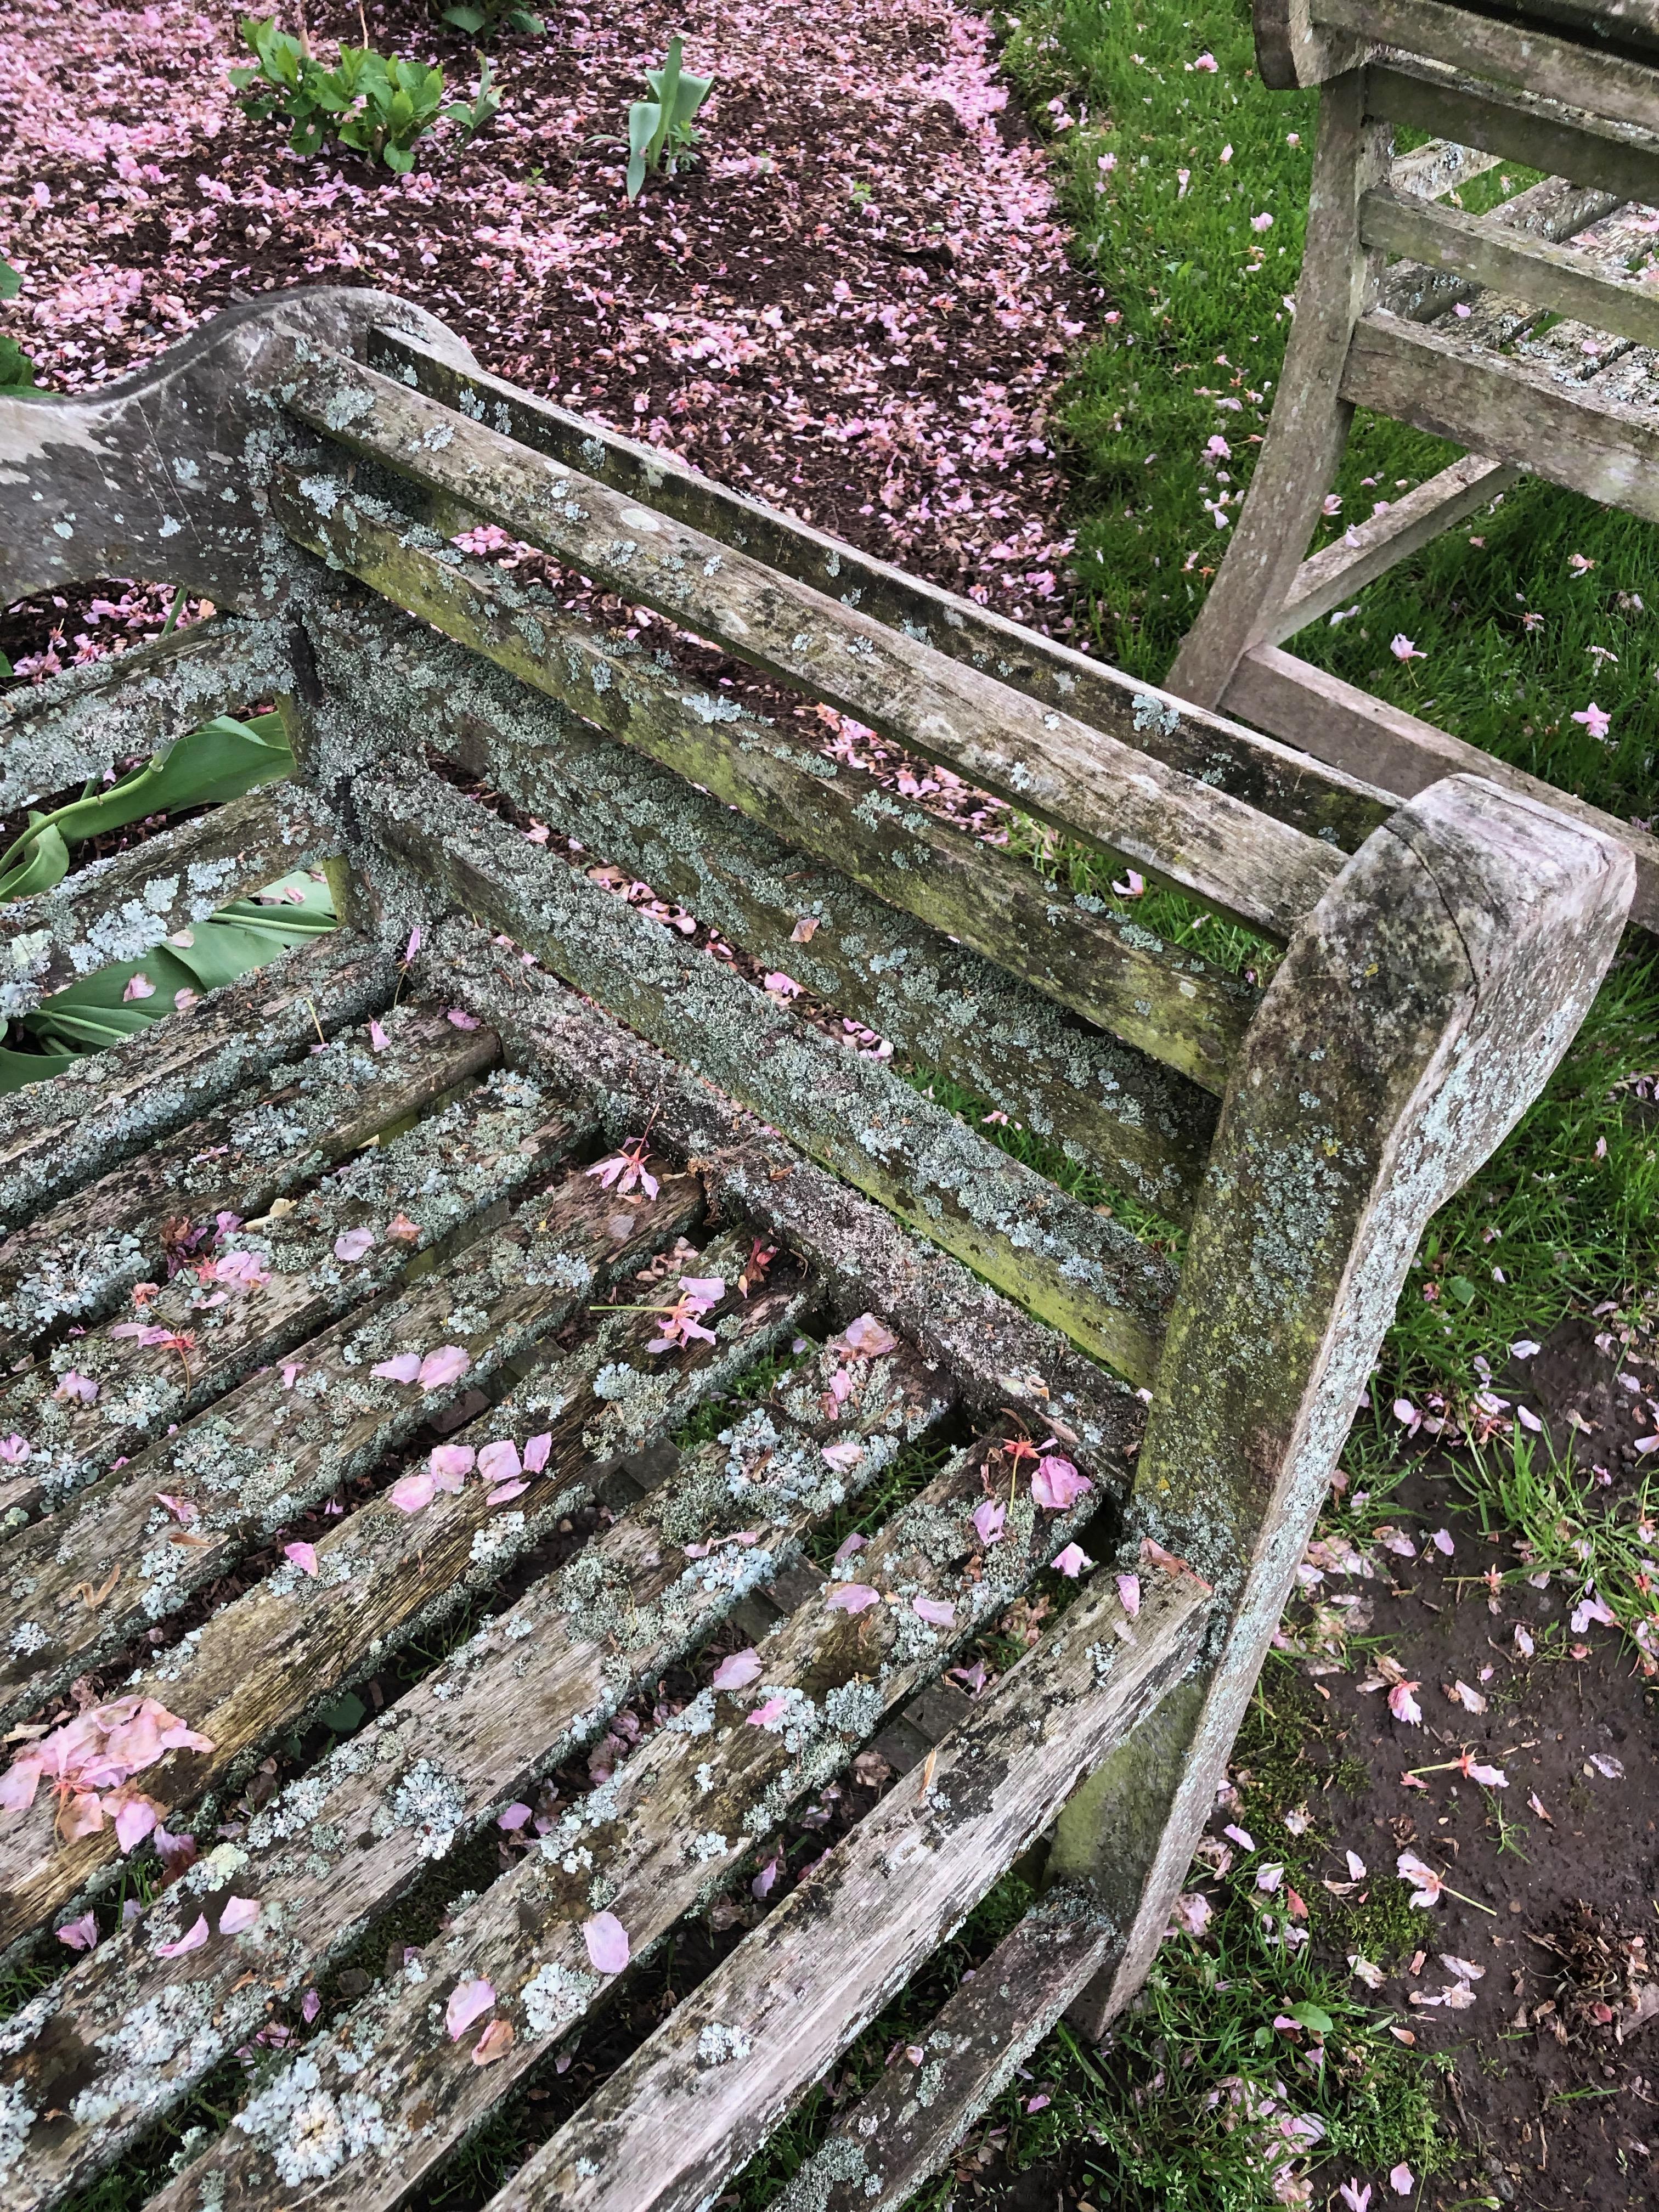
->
[0,290,1633,2212]
[1168,0,1659,929]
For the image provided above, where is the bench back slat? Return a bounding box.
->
[1365,55,1659,200]
[1316,0,1659,125]
[281,353,1346,941]
[374,326,1393,858]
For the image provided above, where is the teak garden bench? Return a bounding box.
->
[0,289,1634,2212]
[1168,0,1659,929]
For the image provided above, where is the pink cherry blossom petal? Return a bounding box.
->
[583,1911,630,1976]
[283,1542,318,1577]
[712,1649,764,1690]
[446,1977,496,2039]
[417,1346,471,1391]
[156,1914,210,1957]
[477,1439,521,1487]
[371,1352,422,1384]
[218,1897,260,1934]
[1031,1455,1091,1509]
[1116,1572,1142,1617]
[57,1909,100,1951]
[912,1595,955,1627]
[1052,1543,1093,1578]
[523,1432,552,1473]
[391,1471,438,1515]
[333,1227,376,1263]
[826,1582,881,1615]
[972,1498,1005,1547]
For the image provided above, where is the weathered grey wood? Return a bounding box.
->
[1166,72,1391,710]
[1388,134,1500,201]
[1226,646,1659,928]
[0,1033,531,1529]
[0,1236,810,1956]
[1363,182,1659,343]
[144,1427,1102,2212]
[481,1570,1207,2212]
[1342,308,1659,520]
[285,492,1254,1095]
[1316,0,1659,131]
[0,1101,617,1759]
[425,921,1150,1478]
[0,1003,492,1427]
[0,786,339,1020]
[1056,777,1632,2036]
[1367,58,1659,205]
[776,1888,1115,2212]
[373,327,1392,857]
[0,289,473,612]
[1379,174,1622,327]
[0,618,295,816]
[1512,0,1659,54]
[1265,454,1521,644]
[357,615,1216,1212]
[365,767,1180,1384]
[0,929,396,1239]
[1253,0,1367,88]
[281,356,1346,940]
[0,1336,950,2205]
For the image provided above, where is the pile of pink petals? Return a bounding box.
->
[0,1694,211,1848]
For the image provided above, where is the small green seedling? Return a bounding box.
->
[0,257,35,393]
[625,37,713,201]
[232,19,497,172]
[440,0,544,40]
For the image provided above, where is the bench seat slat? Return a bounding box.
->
[483,1568,1208,2212]
[369,771,1181,1385]
[290,496,1252,1097]
[0,785,338,1020]
[0,1028,528,1529]
[1,1338,951,2208]
[148,1427,1098,2212]
[0,1005,486,1387]
[0,932,396,1239]
[371,327,1393,859]
[0,1129,662,1782]
[281,356,1345,941]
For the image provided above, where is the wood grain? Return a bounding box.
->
[282,354,1344,939]
[1366,57,1659,206]
[1317,0,1659,131]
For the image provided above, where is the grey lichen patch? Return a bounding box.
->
[235,2056,388,2186]
[521,1957,599,2037]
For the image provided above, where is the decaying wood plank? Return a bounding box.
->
[0,1335,949,2205]
[1317,0,1659,133]
[1344,309,1659,518]
[0,931,396,1239]
[291,514,1254,1096]
[1265,454,1521,645]
[1057,778,1632,2037]
[1226,646,1659,930]
[0,1238,813,1952]
[1362,182,1659,344]
[368,769,1180,1384]
[1378,174,1621,328]
[422,918,1150,1480]
[0,1034,533,1527]
[0,1005,486,1380]
[1387,134,1501,201]
[775,1887,1115,2212]
[281,356,1345,939]
[481,1569,1207,2212]
[385,625,1216,1212]
[0,787,340,1020]
[1365,58,1659,206]
[0,1112,635,1755]
[146,1426,1104,2212]
[371,326,1393,856]
[0,617,292,816]
[1166,72,1391,710]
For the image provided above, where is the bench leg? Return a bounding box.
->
[1164,70,1387,712]
[1053,773,1632,2035]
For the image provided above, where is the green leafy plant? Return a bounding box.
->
[0,709,335,1092]
[624,37,713,201]
[0,257,36,393]
[0,712,295,903]
[437,0,544,42]
[0,871,336,1091]
[231,18,497,173]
